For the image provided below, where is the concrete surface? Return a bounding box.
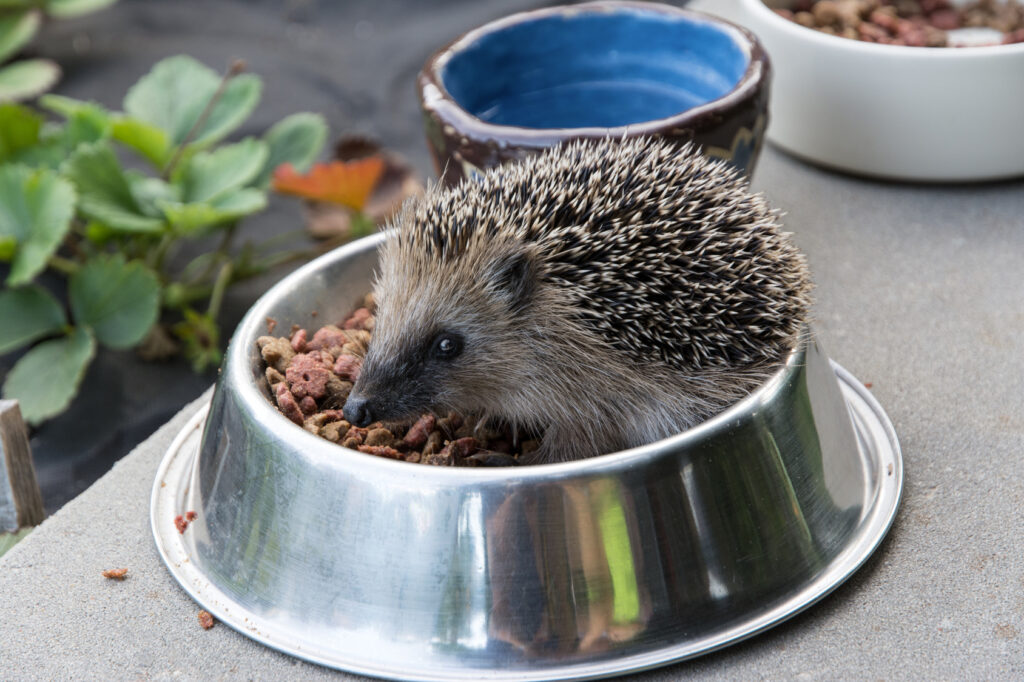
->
[1,142,1022,679]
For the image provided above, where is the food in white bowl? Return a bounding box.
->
[702,0,1024,180]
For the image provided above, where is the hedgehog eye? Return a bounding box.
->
[431,332,463,360]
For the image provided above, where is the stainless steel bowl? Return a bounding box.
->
[152,233,902,680]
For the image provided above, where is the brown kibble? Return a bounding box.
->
[424,452,456,466]
[307,325,349,352]
[275,383,305,425]
[333,354,362,382]
[257,336,295,373]
[859,21,890,40]
[365,427,395,447]
[198,610,216,630]
[323,377,353,406]
[870,8,899,30]
[928,8,960,29]
[102,568,128,580]
[174,515,188,534]
[299,395,318,416]
[453,414,478,439]
[422,430,444,456]
[919,0,950,13]
[795,10,816,26]
[812,0,841,24]
[864,381,874,388]
[185,510,197,521]
[304,413,331,433]
[357,444,404,459]
[342,307,374,331]
[348,330,372,347]
[290,328,308,352]
[776,0,1024,47]
[402,414,436,449]
[286,353,333,400]
[341,426,368,449]
[262,301,524,466]
[320,420,350,442]
[442,436,479,459]
[266,367,285,386]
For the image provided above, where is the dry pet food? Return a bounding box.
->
[101,568,128,580]
[775,0,1024,46]
[198,610,216,630]
[257,295,534,466]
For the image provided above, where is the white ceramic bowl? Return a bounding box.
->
[710,0,1024,181]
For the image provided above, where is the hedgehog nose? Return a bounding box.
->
[343,393,374,427]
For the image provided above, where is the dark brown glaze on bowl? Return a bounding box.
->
[418,1,771,187]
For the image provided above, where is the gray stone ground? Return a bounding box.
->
[1,144,1022,680]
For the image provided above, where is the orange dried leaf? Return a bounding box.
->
[272,158,385,211]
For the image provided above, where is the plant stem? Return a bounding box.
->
[47,255,79,275]
[206,262,234,320]
[162,59,247,180]
[150,233,175,275]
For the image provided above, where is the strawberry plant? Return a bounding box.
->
[0,55,327,425]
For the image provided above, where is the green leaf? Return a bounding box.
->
[45,0,117,18]
[0,59,60,102]
[110,116,171,168]
[0,235,15,260]
[253,112,327,188]
[0,165,75,286]
[63,142,165,233]
[11,105,109,169]
[158,188,266,235]
[0,285,66,353]
[0,10,40,63]
[69,254,160,349]
[0,102,41,162]
[2,327,95,425]
[123,55,261,149]
[126,173,178,217]
[180,137,267,202]
[38,94,95,118]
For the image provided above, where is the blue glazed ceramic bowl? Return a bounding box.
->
[419,1,770,186]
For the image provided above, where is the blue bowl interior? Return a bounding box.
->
[441,8,750,129]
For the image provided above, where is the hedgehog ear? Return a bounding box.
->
[486,249,536,309]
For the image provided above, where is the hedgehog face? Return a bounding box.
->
[343,236,540,428]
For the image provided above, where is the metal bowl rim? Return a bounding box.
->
[233,231,814,482]
[151,363,903,681]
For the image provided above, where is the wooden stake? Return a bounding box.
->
[0,400,45,531]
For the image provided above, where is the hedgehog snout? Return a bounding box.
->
[343,391,375,427]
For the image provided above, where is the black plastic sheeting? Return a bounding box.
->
[2,0,557,513]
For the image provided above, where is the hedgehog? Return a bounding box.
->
[342,136,812,464]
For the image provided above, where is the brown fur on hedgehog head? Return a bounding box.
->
[346,221,566,434]
[343,136,811,456]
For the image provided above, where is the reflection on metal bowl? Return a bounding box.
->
[152,233,902,680]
